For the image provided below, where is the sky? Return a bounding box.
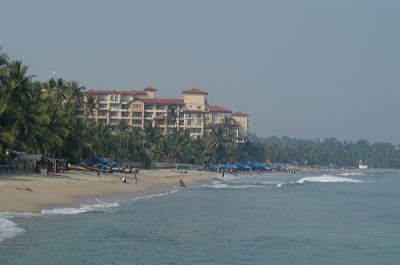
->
[1,0,400,144]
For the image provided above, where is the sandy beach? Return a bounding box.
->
[0,169,216,213]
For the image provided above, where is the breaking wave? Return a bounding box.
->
[134,189,178,200]
[0,200,119,242]
[202,180,261,189]
[0,217,24,242]
[296,175,365,184]
[41,201,119,215]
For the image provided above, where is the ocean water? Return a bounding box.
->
[1,171,400,265]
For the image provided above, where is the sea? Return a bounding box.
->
[1,170,400,265]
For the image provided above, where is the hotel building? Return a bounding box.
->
[84,87,249,142]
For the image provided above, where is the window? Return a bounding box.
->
[133,112,142,118]
[187,120,192,126]
[197,106,201,110]
[110,103,119,108]
[179,120,184,126]
[120,95,128,101]
[133,120,142,125]
[197,113,202,119]
[197,121,202,126]
[145,105,154,110]
[99,103,107,108]
[144,112,153,118]
[98,110,107,116]
[111,95,119,101]
[97,95,106,101]
[187,113,192,119]
[110,111,119,117]
[121,112,129,117]
[156,105,165,110]
[121,104,128,109]
[134,104,141,109]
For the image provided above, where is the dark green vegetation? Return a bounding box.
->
[0,50,261,165]
[251,135,400,168]
[1,49,400,168]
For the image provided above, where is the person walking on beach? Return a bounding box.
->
[179,178,186,187]
[133,174,138,184]
[97,165,101,177]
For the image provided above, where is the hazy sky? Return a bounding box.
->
[1,0,400,143]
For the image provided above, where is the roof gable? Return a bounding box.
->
[182,88,208,94]
[208,105,231,113]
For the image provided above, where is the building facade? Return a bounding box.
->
[84,87,249,141]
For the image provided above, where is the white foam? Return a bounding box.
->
[0,217,24,242]
[134,189,178,201]
[202,180,260,189]
[296,175,364,184]
[41,202,119,215]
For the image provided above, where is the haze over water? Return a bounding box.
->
[1,171,399,264]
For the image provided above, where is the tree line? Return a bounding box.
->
[2,49,400,168]
[250,135,400,168]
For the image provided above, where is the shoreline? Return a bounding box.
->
[0,169,216,213]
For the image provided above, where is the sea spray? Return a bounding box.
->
[296,175,365,184]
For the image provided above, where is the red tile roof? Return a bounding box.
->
[232,112,249,116]
[86,89,148,95]
[138,98,185,105]
[144,87,158,91]
[208,105,231,113]
[182,88,208,94]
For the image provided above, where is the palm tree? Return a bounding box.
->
[207,125,226,164]
[151,136,170,161]
[0,60,34,107]
[166,108,178,134]
[67,80,85,103]
[144,125,161,148]
[84,95,97,119]
[45,78,68,104]
[168,130,195,163]
[0,48,9,74]
[38,102,67,157]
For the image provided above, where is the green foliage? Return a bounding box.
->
[251,134,400,168]
[2,49,399,168]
